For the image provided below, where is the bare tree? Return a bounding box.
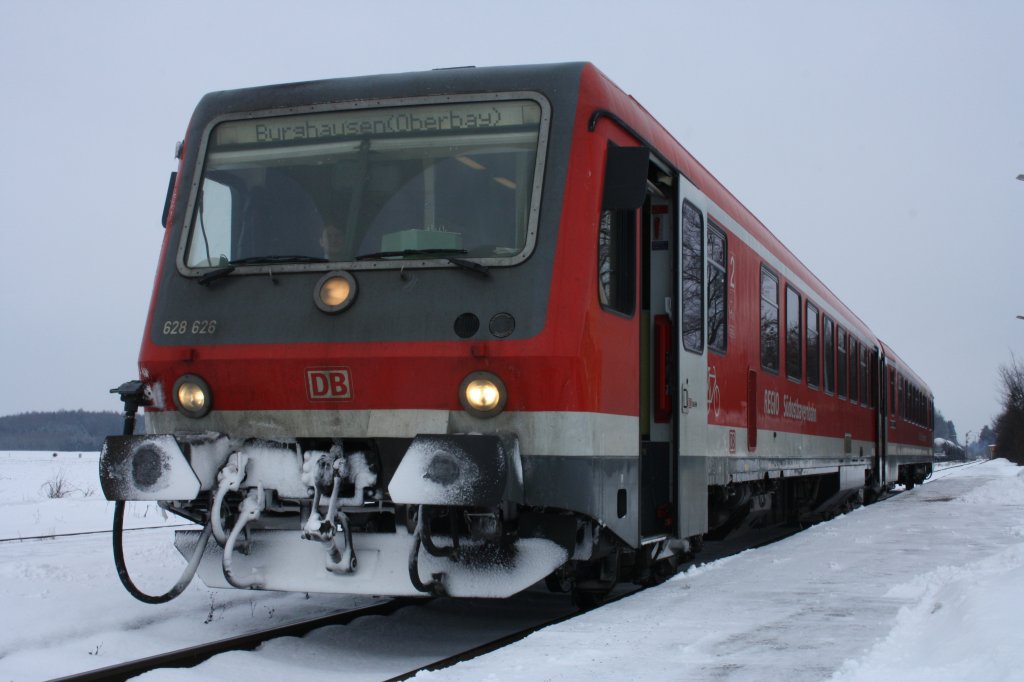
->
[994,354,1024,465]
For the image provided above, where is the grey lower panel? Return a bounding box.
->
[884,452,934,483]
[678,456,708,538]
[705,456,872,486]
[522,455,638,548]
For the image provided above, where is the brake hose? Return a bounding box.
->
[112,500,213,604]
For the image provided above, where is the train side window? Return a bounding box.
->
[849,338,859,403]
[869,350,878,409]
[860,346,869,406]
[806,302,820,388]
[898,375,904,420]
[785,285,802,382]
[823,317,835,394]
[598,209,636,316]
[681,201,704,354]
[837,327,848,398]
[707,222,727,354]
[759,266,779,372]
[888,369,896,417]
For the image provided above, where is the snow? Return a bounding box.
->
[2,454,1023,681]
[416,460,1024,682]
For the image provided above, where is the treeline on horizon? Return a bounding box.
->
[0,410,143,452]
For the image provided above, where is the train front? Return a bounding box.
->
[101,67,589,600]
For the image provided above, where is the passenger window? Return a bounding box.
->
[898,376,905,419]
[837,327,848,398]
[806,303,820,388]
[681,202,704,353]
[849,338,859,403]
[760,267,779,372]
[869,351,878,409]
[860,347,869,405]
[823,317,835,394]
[707,223,727,354]
[598,209,636,316]
[889,369,896,417]
[785,285,802,381]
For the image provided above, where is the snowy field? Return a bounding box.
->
[1,453,1022,681]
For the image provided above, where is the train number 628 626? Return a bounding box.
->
[162,319,217,335]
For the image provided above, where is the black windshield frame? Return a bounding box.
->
[176,92,551,278]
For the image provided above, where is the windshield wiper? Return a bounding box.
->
[447,257,490,277]
[355,248,488,277]
[197,266,235,286]
[197,255,329,286]
[229,255,329,265]
[355,248,467,260]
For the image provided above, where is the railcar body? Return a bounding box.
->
[101,63,933,602]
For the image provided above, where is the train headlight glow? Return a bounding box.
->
[315,271,357,313]
[173,375,212,418]
[459,372,507,418]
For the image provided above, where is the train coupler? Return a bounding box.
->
[299,446,375,574]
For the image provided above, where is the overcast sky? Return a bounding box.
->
[0,0,1020,441]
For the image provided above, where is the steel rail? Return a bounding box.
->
[383,590,636,682]
[47,597,424,682]
[0,524,194,544]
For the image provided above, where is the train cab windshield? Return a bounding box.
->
[181,96,547,272]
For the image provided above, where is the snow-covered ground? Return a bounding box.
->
[421,460,1024,682]
[1,453,1021,681]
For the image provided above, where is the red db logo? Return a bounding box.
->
[306,368,353,401]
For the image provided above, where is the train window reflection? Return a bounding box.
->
[707,223,727,354]
[824,317,835,394]
[682,202,704,354]
[837,327,848,398]
[598,209,636,316]
[760,266,779,372]
[806,302,820,388]
[785,285,802,382]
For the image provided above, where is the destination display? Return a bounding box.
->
[213,100,541,147]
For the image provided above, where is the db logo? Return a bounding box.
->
[306,368,353,401]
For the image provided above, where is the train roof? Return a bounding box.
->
[192,63,589,119]
[880,341,932,395]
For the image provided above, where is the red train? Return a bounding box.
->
[101,63,933,604]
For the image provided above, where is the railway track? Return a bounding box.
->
[48,598,420,682]
[0,524,193,544]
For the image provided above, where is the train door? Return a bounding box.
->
[674,175,710,538]
[640,165,676,541]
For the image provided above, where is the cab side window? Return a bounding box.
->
[598,209,636,316]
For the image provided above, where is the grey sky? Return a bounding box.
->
[0,0,1020,442]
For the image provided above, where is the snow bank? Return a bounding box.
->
[832,543,1024,682]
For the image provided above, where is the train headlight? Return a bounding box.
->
[459,372,507,418]
[315,271,357,314]
[173,374,212,418]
